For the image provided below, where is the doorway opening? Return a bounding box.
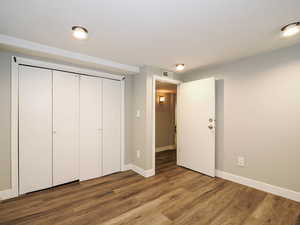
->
[152,76,215,178]
[155,80,178,174]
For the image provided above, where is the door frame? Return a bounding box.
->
[152,75,182,174]
[8,56,126,199]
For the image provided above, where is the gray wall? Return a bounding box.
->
[181,43,300,192]
[0,48,134,191]
[129,66,172,170]
[124,75,133,165]
[0,51,12,190]
[131,71,147,168]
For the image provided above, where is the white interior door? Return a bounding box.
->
[177,78,215,177]
[102,79,121,176]
[79,76,102,181]
[53,71,79,186]
[19,66,53,194]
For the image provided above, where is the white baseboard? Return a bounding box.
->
[156,145,176,152]
[122,164,132,171]
[216,170,300,203]
[0,189,16,201]
[125,164,155,178]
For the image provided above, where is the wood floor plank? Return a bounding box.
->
[277,200,300,225]
[100,188,187,225]
[0,174,141,224]
[243,194,300,225]
[295,215,300,225]
[209,187,267,225]
[162,179,226,220]
[171,181,242,225]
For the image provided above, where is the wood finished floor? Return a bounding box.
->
[1,150,300,225]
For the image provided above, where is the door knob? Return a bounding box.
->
[208,124,214,130]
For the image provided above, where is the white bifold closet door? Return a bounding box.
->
[53,71,79,186]
[79,76,102,181]
[19,66,53,194]
[102,79,121,176]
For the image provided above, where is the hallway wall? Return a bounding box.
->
[155,92,176,149]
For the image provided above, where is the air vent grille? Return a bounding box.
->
[163,72,169,77]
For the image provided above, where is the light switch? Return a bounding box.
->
[136,110,141,118]
[137,150,140,158]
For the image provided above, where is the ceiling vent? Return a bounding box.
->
[162,71,174,78]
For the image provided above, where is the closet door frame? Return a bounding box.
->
[9,56,125,200]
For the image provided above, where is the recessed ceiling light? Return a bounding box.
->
[72,26,88,40]
[281,22,300,37]
[176,64,185,71]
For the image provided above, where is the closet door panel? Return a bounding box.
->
[19,66,53,194]
[103,79,121,176]
[79,76,102,181]
[53,71,79,186]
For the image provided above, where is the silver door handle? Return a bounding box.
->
[208,125,214,130]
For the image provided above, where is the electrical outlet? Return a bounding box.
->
[237,156,245,167]
[137,150,140,158]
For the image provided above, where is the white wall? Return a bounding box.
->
[181,43,300,192]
